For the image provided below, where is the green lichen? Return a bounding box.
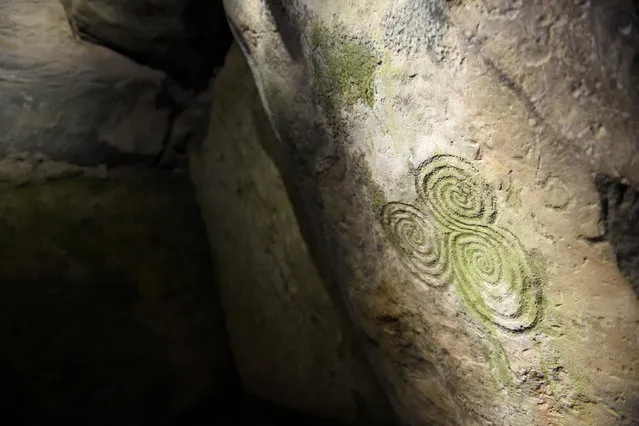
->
[451,286,522,395]
[380,154,550,394]
[381,154,543,332]
[311,21,378,118]
[484,329,515,387]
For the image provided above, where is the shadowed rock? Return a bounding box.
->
[59,0,233,91]
[0,0,185,166]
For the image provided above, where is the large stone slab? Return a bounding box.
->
[59,0,232,90]
[188,44,397,426]
[0,0,182,166]
[221,0,639,424]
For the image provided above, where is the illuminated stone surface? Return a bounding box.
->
[218,0,639,424]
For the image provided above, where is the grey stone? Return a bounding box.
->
[188,43,397,426]
[219,0,639,424]
[0,0,179,166]
[59,0,232,91]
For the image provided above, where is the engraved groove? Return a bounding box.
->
[381,154,543,332]
[416,154,497,228]
[448,227,540,331]
[381,202,449,289]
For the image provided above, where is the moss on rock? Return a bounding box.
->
[310,22,378,117]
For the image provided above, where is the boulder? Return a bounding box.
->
[0,0,186,166]
[188,43,397,426]
[219,0,639,424]
[59,0,232,90]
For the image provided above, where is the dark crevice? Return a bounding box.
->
[180,0,235,90]
[152,81,186,169]
[66,0,233,92]
[594,173,639,297]
[264,0,303,60]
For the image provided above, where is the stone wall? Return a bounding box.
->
[188,43,397,426]
[221,0,639,424]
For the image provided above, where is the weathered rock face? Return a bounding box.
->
[188,44,397,426]
[220,0,639,425]
[0,0,192,166]
[59,0,232,91]
[0,154,235,426]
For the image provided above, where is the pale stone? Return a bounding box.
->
[218,0,639,424]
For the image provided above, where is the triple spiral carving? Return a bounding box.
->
[381,155,542,332]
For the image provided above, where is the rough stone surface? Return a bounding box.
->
[188,44,397,426]
[0,0,189,166]
[0,154,235,426]
[221,0,639,424]
[59,0,233,91]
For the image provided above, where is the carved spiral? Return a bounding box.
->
[381,202,448,288]
[448,227,541,331]
[381,154,543,333]
[416,154,497,227]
